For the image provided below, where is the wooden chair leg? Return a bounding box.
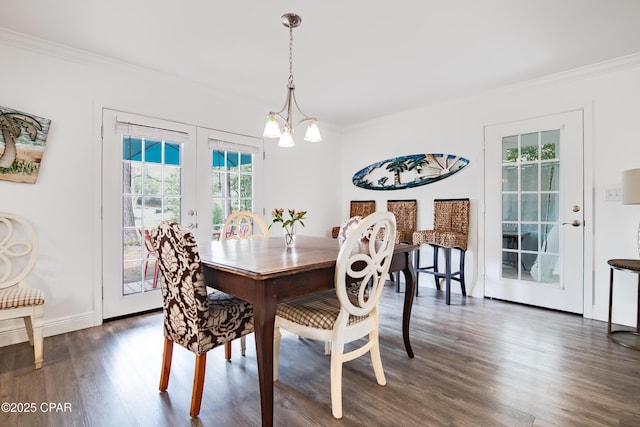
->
[224,342,231,361]
[330,340,345,419]
[159,338,173,391]
[190,354,206,417]
[274,327,282,381]
[24,313,44,369]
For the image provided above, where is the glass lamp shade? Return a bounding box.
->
[278,128,295,148]
[263,115,282,138]
[304,121,322,142]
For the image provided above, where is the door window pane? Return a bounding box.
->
[122,136,181,296]
[211,148,255,238]
[501,130,560,283]
[520,132,539,161]
[521,164,538,191]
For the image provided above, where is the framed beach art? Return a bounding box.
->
[352,153,469,190]
[0,105,51,184]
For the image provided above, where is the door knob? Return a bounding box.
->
[562,220,582,227]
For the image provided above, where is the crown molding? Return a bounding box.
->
[0,27,122,70]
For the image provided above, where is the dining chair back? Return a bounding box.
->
[218,211,266,359]
[274,211,397,419]
[386,199,417,244]
[387,199,417,290]
[151,221,254,416]
[220,211,269,240]
[331,200,376,238]
[0,213,45,369]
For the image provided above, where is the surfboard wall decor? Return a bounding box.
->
[352,153,469,191]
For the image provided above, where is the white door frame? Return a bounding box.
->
[101,109,197,319]
[480,107,594,318]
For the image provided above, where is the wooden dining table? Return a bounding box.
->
[199,235,417,427]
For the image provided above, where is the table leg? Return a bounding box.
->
[401,251,416,358]
[608,267,614,335]
[253,284,277,427]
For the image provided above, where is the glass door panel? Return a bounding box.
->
[500,130,561,284]
[121,137,181,296]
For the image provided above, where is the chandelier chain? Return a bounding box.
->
[288,24,294,85]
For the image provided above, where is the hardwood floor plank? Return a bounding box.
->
[1,283,639,426]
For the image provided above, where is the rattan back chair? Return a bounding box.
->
[331,200,376,238]
[386,200,418,291]
[412,198,470,304]
[386,200,417,244]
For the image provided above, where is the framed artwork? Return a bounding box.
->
[352,153,470,190]
[0,105,51,184]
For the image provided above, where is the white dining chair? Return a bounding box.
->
[219,211,268,359]
[273,211,397,418]
[0,213,45,369]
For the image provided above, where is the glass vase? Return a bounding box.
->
[284,224,296,248]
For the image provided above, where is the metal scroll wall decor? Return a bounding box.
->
[352,153,469,190]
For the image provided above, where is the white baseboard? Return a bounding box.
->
[0,312,97,348]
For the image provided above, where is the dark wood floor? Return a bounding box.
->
[1,283,639,427]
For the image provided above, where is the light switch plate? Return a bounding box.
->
[605,186,622,201]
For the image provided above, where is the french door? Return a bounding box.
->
[101,110,263,319]
[102,110,197,319]
[484,110,584,313]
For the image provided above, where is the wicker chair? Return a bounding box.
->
[331,200,376,238]
[387,200,418,291]
[412,198,470,304]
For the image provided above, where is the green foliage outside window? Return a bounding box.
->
[505,143,556,162]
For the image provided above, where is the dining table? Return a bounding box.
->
[199,235,417,427]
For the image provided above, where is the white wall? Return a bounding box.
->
[0,31,342,345]
[2,29,638,347]
[342,55,640,327]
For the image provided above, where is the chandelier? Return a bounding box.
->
[263,13,321,148]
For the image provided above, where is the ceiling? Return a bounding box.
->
[2,1,640,127]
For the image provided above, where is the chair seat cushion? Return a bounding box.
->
[165,289,254,354]
[413,230,468,250]
[276,290,366,330]
[0,287,45,309]
[203,290,254,346]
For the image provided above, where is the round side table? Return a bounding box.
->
[607,259,640,351]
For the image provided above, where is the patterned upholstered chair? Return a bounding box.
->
[387,199,418,290]
[331,200,376,238]
[0,213,45,369]
[274,211,396,419]
[152,221,254,417]
[412,198,470,305]
[219,211,267,359]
